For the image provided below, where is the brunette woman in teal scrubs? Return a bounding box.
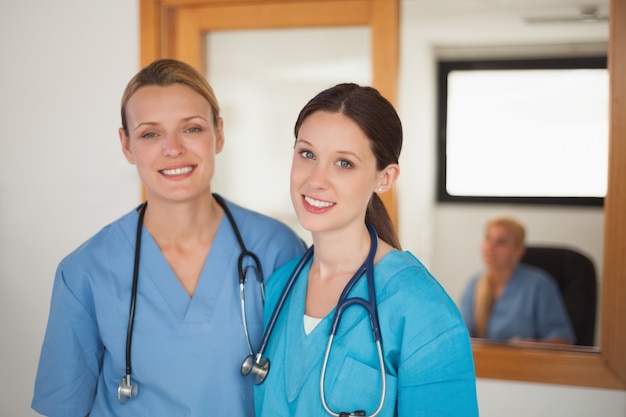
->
[254,83,478,417]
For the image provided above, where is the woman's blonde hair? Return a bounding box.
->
[120,59,220,136]
[473,216,526,338]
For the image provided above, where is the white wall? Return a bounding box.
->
[0,1,624,416]
[206,27,372,246]
[0,1,140,416]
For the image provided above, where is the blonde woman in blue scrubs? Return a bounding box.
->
[254,84,478,416]
[31,59,306,417]
[460,216,574,344]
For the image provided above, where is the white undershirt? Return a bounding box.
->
[303,314,323,335]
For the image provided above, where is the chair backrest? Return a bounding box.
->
[521,246,597,346]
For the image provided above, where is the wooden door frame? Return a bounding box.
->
[139,0,399,227]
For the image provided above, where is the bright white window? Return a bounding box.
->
[438,57,608,206]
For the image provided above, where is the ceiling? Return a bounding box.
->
[405,0,610,24]
[403,0,609,59]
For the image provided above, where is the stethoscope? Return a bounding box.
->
[118,194,264,404]
[241,223,386,417]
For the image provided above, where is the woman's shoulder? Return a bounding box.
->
[60,207,139,268]
[377,250,430,279]
[51,208,140,302]
[377,251,468,336]
[376,250,451,297]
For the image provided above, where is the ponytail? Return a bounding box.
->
[366,193,401,250]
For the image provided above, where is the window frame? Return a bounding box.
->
[436,56,608,207]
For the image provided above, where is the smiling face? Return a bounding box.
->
[290,110,396,234]
[119,83,224,204]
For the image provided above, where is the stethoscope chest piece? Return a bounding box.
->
[241,353,270,384]
[118,374,138,404]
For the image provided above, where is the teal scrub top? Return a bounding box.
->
[32,197,306,417]
[255,250,479,417]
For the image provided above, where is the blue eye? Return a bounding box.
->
[299,150,314,159]
[337,159,352,168]
[186,127,202,133]
[140,132,157,139]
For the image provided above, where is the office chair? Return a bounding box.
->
[521,246,597,346]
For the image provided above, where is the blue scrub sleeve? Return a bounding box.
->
[32,265,102,417]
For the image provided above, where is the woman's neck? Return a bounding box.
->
[305,224,394,318]
[310,227,372,280]
[142,194,222,244]
[141,194,223,297]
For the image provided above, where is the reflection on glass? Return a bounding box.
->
[459,216,592,346]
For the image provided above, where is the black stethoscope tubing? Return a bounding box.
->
[328,224,380,341]
[217,194,264,290]
[240,244,313,383]
[320,223,385,417]
[119,194,262,404]
[216,193,265,355]
[125,201,146,383]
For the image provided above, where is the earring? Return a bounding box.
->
[378,187,384,192]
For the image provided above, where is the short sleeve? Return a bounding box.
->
[32,264,103,417]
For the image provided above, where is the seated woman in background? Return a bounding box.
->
[459,216,574,344]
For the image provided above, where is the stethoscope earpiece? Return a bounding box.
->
[241,354,270,385]
[118,375,138,404]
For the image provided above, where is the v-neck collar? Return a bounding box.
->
[281,259,374,401]
[282,261,327,400]
[134,212,236,323]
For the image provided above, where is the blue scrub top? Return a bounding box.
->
[32,197,307,417]
[460,263,575,342]
[255,250,479,417]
